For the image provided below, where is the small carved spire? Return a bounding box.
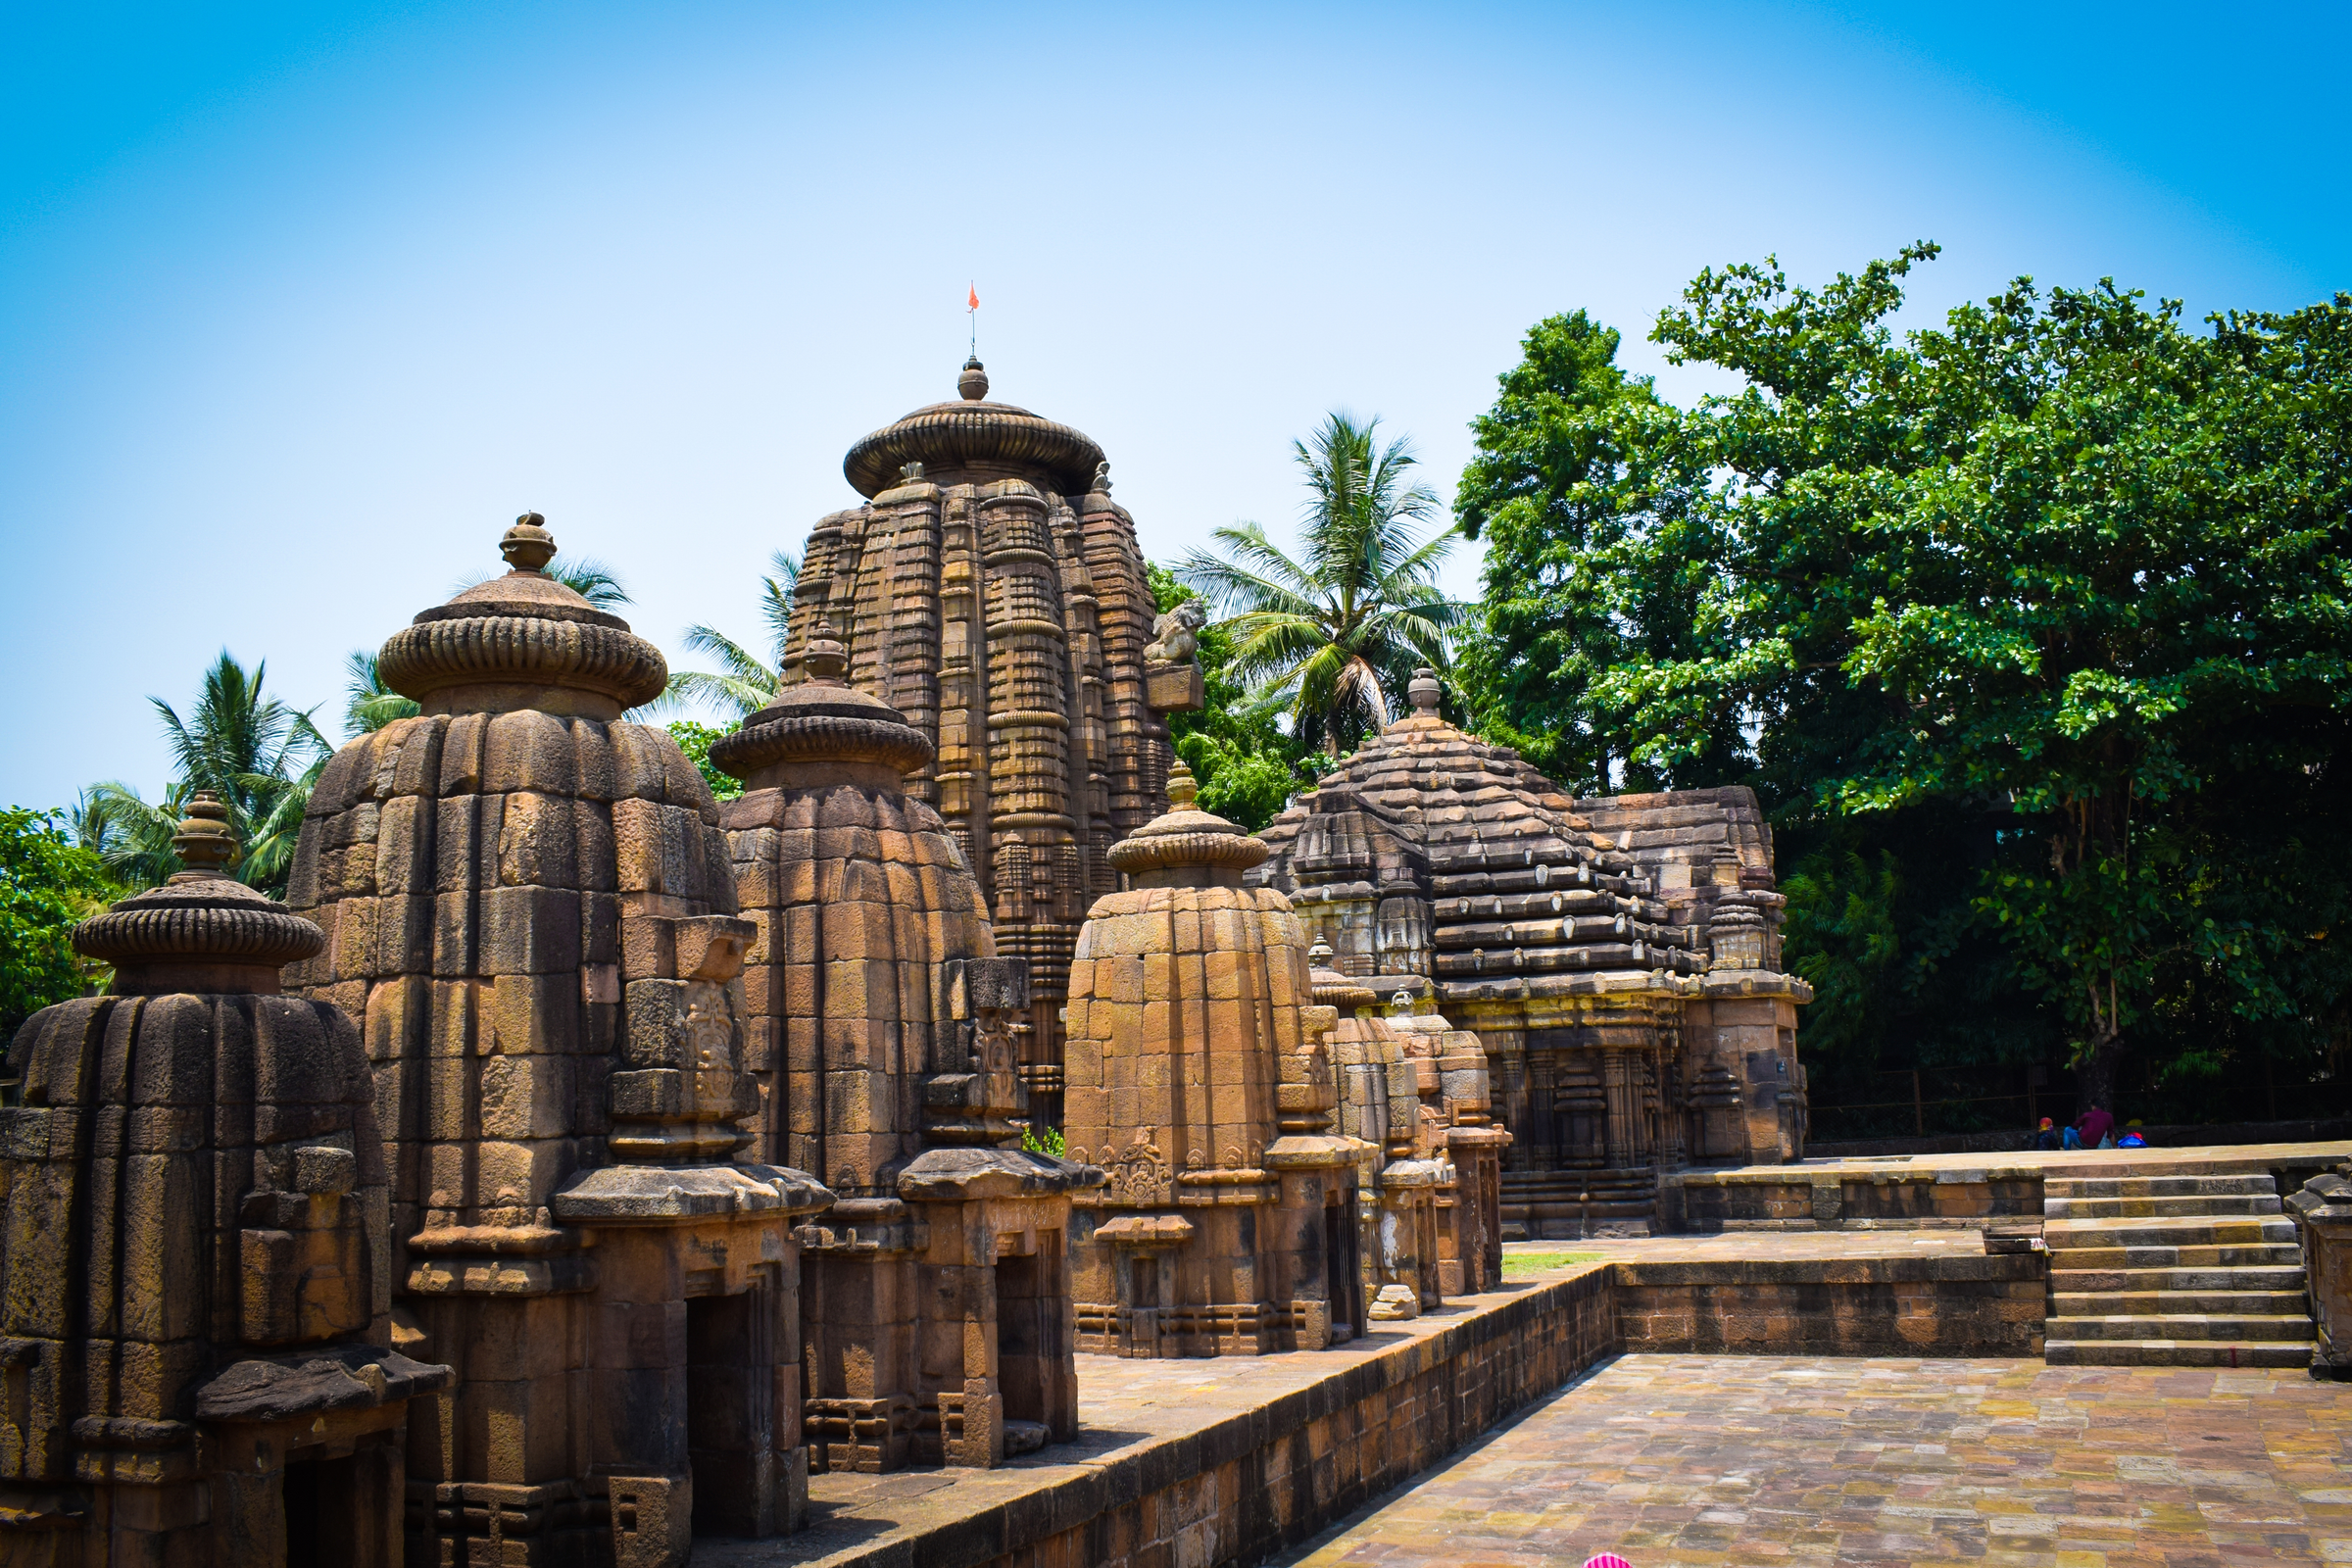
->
[957,357,990,402]
[500,512,558,572]
[170,791,239,880]
[1308,939,1334,964]
[803,612,850,685]
[1165,759,1198,810]
[1407,667,1443,714]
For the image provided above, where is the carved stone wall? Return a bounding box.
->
[777,364,1200,1129]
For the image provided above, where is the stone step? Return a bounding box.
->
[2049,1289,2310,1316]
[2043,1194,2282,1219]
[2044,1312,2313,1343]
[2044,1243,2304,1271]
[2044,1338,2315,1368]
[2043,1173,2278,1200]
[2049,1263,2308,1293]
[2043,1216,2299,1251]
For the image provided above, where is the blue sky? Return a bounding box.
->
[3,1,2344,812]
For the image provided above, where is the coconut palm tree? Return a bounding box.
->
[342,649,421,737]
[654,549,801,719]
[1177,413,1469,756]
[79,653,329,896]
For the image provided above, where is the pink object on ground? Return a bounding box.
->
[1584,1556,1634,1568]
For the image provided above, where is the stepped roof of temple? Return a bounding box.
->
[1250,670,1708,990]
[842,359,1108,499]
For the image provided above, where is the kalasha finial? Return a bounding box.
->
[1165,759,1199,810]
[170,791,239,880]
[803,612,850,685]
[957,357,990,402]
[1308,939,1334,964]
[1408,667,1443,713]
[500,512,558,572]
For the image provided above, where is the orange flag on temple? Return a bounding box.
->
[968,283,979,311]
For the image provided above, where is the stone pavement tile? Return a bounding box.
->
[1283,1355,2352,1568]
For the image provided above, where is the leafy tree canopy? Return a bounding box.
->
[2,807,120,1039]
[667,720,743,802]
[1460,249,2352,1117]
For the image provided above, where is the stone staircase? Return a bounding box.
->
[2042,1173,2314,1366]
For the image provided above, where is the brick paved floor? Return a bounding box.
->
[1285,1354,2352,1567]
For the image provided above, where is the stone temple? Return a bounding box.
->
[1060,764,1363,1355]
[285,515,836,1565]
[710,615,1097,1473]
[1250,669,1812,1235]
[778,359,1200,1130]
[0,795,450,1564]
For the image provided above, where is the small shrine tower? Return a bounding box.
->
[1061,764,1364,1356]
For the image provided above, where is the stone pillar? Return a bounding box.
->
[1602,1048,1638,1169]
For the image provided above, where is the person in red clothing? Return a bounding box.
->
[2075,1104,2116,1148]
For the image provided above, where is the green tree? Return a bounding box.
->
[2,807,121,1039]
[79,652,330,897]
[1455,311,1736,792]
[1177,413,1468,758]
[666,720,744,802]
[1148,564,1321,831]
[1458,248,2352,1118]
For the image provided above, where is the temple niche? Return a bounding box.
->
[778,360,1201,1131]
[1250,670,1811,1239]
[1060,765,1365,1356]
[0,795,450,1566]
[710,617,1099,1473]
[285,515,835,1567]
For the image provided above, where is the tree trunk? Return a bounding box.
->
[2075,1030,2125,1125]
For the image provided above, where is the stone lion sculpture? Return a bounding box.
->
[1144,599,1206,664]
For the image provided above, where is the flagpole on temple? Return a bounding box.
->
[967,281,978,359]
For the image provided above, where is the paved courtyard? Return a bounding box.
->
[1286,1354,2352,1567]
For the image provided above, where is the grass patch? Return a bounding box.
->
[1500,1250,1604,1277]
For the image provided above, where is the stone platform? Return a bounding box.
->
[1283,1353,2352,1567]
[1663,1140,2352,1233]
[693,1230,2065,1568]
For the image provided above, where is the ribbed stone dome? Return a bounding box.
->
[375,514,668,712]
[841,361,1107,499]
[74,794,323,986]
